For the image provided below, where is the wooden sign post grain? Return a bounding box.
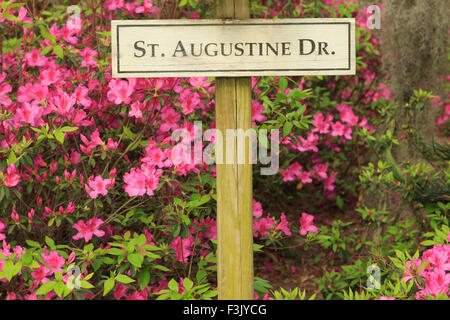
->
[215,0,253,301]
[111,0,355,300]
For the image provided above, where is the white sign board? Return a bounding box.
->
[111,18,355,78]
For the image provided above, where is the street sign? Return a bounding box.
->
[112,18,355,78]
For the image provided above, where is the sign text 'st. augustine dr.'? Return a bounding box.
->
[112,19,355,78]
[135,39,334,58]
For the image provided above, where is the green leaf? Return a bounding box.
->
[54,281,65,297]
[7,151,17,165]
[421,240,437,246]
[127,253,143,268]
[183,278,193,291]
[336,196,344,209]
[106,248,124,256]
[196,270,207,283]
[60,126,79,133]
[54,130,64,144]
[55,271,63,281]
[168,279,178,292]
[36,281,56,296]
[115,274,135,284]
[39,46,53,56]
[279,77,288,93]
[55,46,67,63]
[283,122,293,137]
[3,260,14,281]
[39,26,56,43]
[45,236,56,250]
[103,278,115,296]
[138,270,150,290]
[25,240,41,247]
[80,280,94,289]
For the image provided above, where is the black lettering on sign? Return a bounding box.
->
[191,43,203,57]
[134,41,146,58]
[234,43,244,56]
[245,43,257,56]
[281,42,291,56]
[221,43,232,56]
[173,41,188,57]
[205,43,218,56]
[266,43,278,56]
[318,42,330,55]
[298,39,315,55]
[147,43,159,57]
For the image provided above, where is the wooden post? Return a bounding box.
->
[215,0,254,300]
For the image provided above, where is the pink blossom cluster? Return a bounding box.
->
[403,243,450,299]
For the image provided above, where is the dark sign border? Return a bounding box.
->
[116,22,352,74]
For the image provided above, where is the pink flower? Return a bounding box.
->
[252,100,267,123]
[416,268,450,299]
[142,145,167,167]
[3,164,21,187]
[73,84,92,107]
[66,14,82,32]
[11,209,20,223]
[313,163,328,180]
[24,49,47,67]
[106,138,119,150]
[85,176,114,199]
[171,236,195,263]
[331,121,345,137]
[61,26,78,44]
[337,103,359,126]
[107,79,134,105]
[0,220,6,240]
[52,91,76,116]
[123,166,160,197]
[0,76,12,107]
[72,217,105,242]
[281,162,302,182]
[299,213,318,236]
[312,113,332,134]
[135,0,159,15]
[31,265,52,284]
[376,296,396,300]
[253,200,263,217]
[179,91,200,115]
[80,130,103,154]
[402,257,424,282]
[105,0,124,10]
[277,213,291,236]
[17,7,32,23]
[422,245,450,271]
[40,67,61,86]
[123,168,147,196]
[41,251,65,274]
[129,101,143,119]
[323,174,336,192]
[253,215,275,237]
[78,48,98,68]
[160,108,181,133]
[298,170,313,184]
